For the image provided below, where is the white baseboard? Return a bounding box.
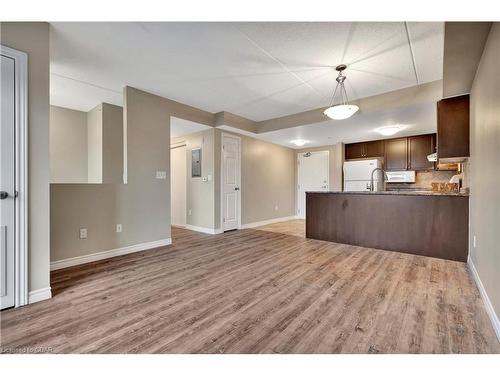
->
[28,287,52,304]
[468,256,500,341]
[50,238,172,271]
[241,216,298,229]
[185,224,223,234]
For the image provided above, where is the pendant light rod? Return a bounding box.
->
[328,64,350,107]
[324,64,359,120]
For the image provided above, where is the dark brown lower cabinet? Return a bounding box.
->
[306,192,469,262]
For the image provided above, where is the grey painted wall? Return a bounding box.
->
[1,22,51,293]
[214,129,296,228]
[51,87,171,262]
[50,105,88,183]
[172,128,296,230]
[50,103,123,184]
[87,104,103,183]
[172,129,217,229]
[469,23,500,318]
[102,103,124,184]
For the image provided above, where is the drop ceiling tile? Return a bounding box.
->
[49,22,444,120]
[407,22,444,83]
[235,22,353,69]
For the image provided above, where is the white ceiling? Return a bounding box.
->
[171,117,211,139]
[220,101,437,149]
[49,22,444,121]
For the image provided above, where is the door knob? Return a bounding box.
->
[0,191,8,200]
[234,187,240,191]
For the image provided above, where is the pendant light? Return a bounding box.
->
[324,64,359,120]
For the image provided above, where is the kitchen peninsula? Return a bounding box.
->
[306,191,469,262]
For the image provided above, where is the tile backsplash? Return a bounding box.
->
[388,170,456,190]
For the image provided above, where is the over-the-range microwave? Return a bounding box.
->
[385,170,416,183]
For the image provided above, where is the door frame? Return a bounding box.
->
[296,150,329,218]
[1,45,28,307]
[220,132,241,231]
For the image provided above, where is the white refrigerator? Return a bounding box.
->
[343,159,383,192]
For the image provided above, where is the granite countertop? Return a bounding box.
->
[308,190,469,197]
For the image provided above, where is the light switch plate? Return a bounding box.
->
[156,171,167,179]
[116,224,122,233]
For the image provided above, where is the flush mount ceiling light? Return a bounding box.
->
[290,139,310,147]
[374,125,401,136]
[324,64,359,120]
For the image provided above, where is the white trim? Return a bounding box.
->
[122,88,128,184]
[28,287,52,304]
[50,238,172,271]
[220,132,242,231]
[296,150,330,219]
[468,256,500,342]
[185,225,223,235]
[240,216,299,229]
[1,45,29,308]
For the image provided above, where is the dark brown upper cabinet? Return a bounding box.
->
[345,142,366,159]
[345,140,384,159]
[384,137,408,171]
[365,140,385,158]
[408,134,436,170]
[437,95,470,160]
[345,134,437,171]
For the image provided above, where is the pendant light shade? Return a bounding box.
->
[323,104,359,120]
[324,64,359,120]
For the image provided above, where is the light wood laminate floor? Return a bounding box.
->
[1,222,498,353]
[255,219,305,237]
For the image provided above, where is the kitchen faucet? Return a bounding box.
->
[370,167,388,191]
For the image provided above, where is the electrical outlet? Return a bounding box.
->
[473,235,477,248]
[79,228,87,239]
[116,224,122,233]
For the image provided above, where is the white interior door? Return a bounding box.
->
[297,151,329,219]
[222,134,241,231]
[1,54,16,309]
[171,145,187,227]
